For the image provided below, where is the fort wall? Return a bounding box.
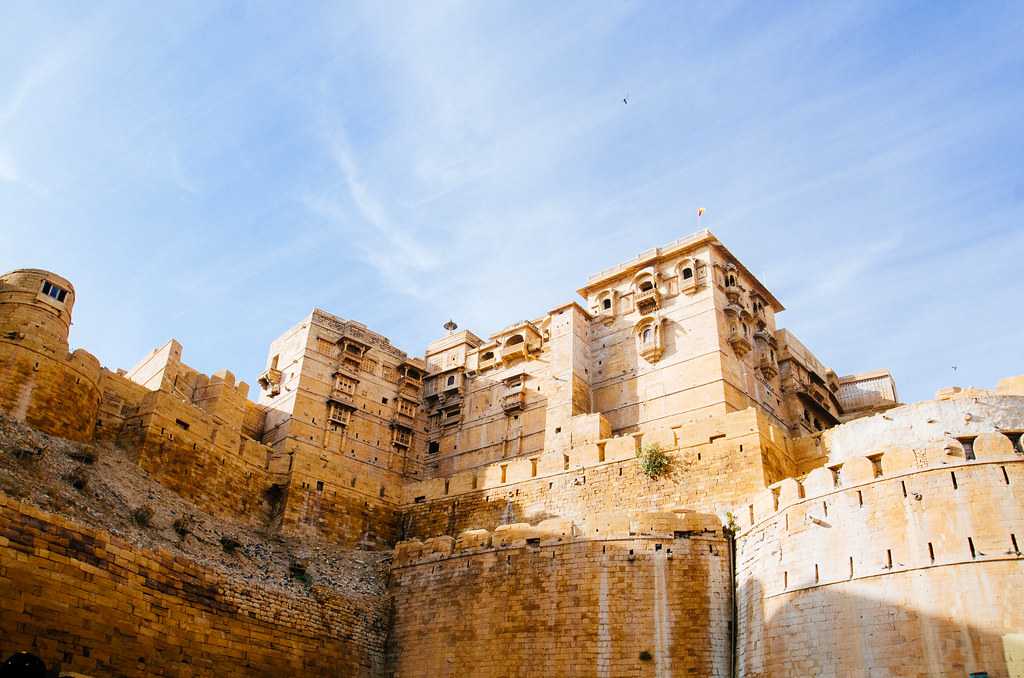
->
[0,270,102,442]
[0,494,388,677]
[734,431,1024,677]
[388,513,731,677]
[0,339,102,442]
[400,407,792,541]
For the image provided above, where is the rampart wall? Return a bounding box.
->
[116,389,276,525]
[388,512,730,677]
[400,407,792,541]
[0,338,102,442]
[0,494,388,677]
[734,431,1024,677]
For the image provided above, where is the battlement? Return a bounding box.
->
[393,510,721,568]
[403,406,787,505]
[736,428,1023,533]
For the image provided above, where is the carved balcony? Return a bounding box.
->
[728,331,752,357]
[723,302,745,318]
[503,390,526,413]
[328,389,356,408]
[635,288,661,314]
[391,428,412,448]
[257,367,282,395]
[757,355,778,380]
[502,343,529,364]
[397,375,422,396]
[335,360,361,381]
[753,328,775,346]
[638,341,664,363]
[328,407,352,427]
[442,409,462,427]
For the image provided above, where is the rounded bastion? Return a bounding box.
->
[0,269,101,441]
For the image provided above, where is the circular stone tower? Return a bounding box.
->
[0,269,76,352]
[0,269,101,441]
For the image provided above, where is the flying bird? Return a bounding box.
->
[623,93,629,104]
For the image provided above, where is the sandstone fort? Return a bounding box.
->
[0,229,1021,676]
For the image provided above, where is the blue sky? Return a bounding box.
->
[1,1,1021,404]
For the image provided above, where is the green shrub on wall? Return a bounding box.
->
[637,443,670,479]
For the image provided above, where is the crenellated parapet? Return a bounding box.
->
[392,510,721,568]
[733,415,1024,676]
[736,428,1024,534]
[733,427,1024,603]
[403,406,790,504]
[0,269,103,441]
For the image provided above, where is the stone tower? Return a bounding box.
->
[0,269,101,441]
[0,269,77,352]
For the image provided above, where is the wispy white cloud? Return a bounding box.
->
[0,150,18,184]
[1,2,1021,400]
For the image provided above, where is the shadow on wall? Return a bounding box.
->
[738,569,1024,678]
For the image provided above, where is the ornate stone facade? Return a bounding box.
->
[1,229,1022,677]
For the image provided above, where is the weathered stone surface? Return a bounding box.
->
[0,235,1021,678]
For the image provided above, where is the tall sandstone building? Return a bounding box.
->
[1,230,1022,677]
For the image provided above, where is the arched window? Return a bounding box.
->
[639,279,654,292]
[446,375,455,386]
[482,351,494,361]
[642,327,653,344]
[727,274,736,287]
[603,298,612,310]
[506,334,524,346]
[682,267,693,280]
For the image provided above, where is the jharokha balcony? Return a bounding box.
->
[728,329,752,357]
[635,287,661,313]
[757,354,778,380]
[328,388,356,408]
[391,428,412,448]
[257,367,282,394]
[335,360,361,380]
[503,389,525,412]
[328,406,352,427]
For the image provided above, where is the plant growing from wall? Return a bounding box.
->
[637,443,671,479]
[132,505,154,527]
